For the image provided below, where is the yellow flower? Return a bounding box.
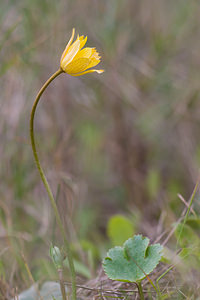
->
[60,28,104,76]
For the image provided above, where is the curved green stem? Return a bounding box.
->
[30,68,77,300]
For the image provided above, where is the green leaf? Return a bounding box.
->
[103,235,163,282]
[107,215,134,246]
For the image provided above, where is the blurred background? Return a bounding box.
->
[1,0,200,296]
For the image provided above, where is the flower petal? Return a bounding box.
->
[92,49,101,59]
[74,47,93,60]
[65,57,91,74]
[60,39,81,70]
[60,28,75,63]
[79,36,87,49]
[73,48,101,70]
[70,69,104,76]
[86,58,100,69]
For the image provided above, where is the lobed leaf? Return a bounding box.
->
[103,235,163,282]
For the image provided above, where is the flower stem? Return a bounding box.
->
[58,268,68,300]
[30,68,77,300]
[137,281,145,300]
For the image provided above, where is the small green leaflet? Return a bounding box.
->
[103,235,163,282]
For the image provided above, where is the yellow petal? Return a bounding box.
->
[60,28,75,63]
[86,58,100,69]
[92,49,101,59]
[64,57,91,74]
[79,36,87,49]
[74,47,93,60]
[60,39,81,70]
[70,69,104,76]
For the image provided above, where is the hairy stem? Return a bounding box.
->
[30,68,77,300]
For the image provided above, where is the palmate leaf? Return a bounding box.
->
[103,235,163,282]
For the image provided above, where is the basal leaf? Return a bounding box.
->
[103,235,163,282]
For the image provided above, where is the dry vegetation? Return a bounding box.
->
[1,0,200,299]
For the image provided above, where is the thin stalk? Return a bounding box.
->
[58,268,68,300]
[30,68,77,300]
[137,282,145,300]
[156,265,173,298]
